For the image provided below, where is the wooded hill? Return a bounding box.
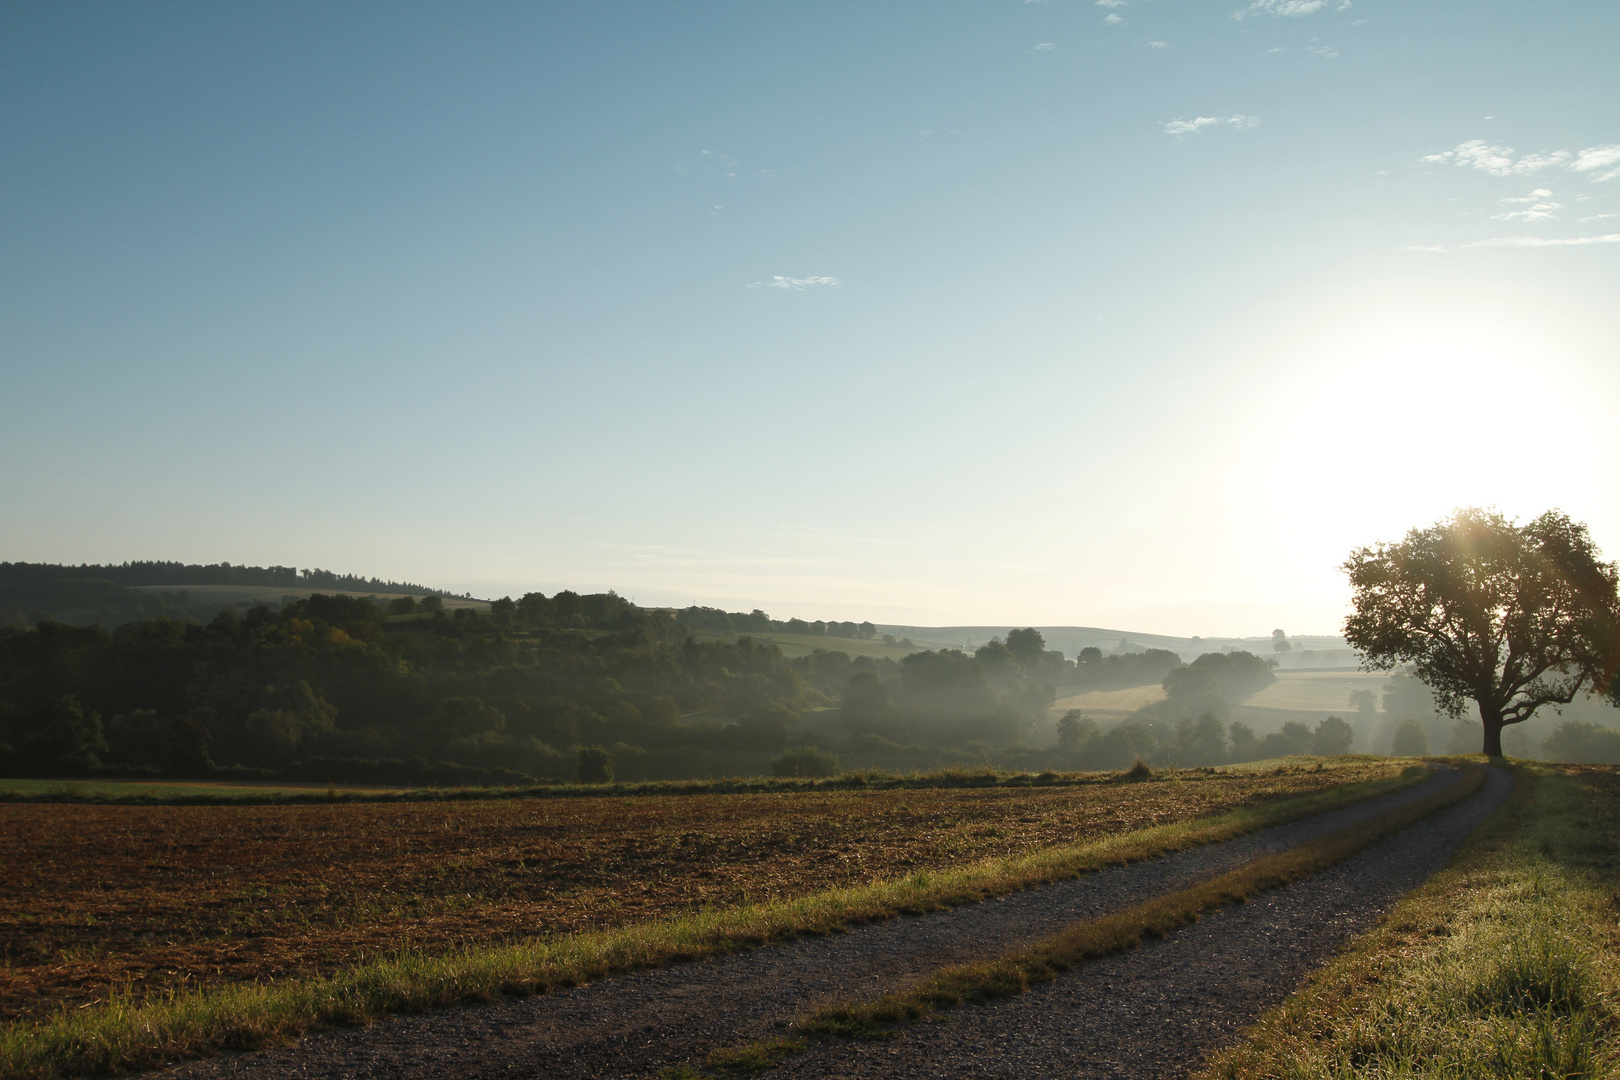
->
[0,586,1281,784]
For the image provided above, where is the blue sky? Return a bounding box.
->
[3,1,1617,635]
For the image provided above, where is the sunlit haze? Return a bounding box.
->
[3,2,1617,635]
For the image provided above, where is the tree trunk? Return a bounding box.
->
[1480,704,1505,758]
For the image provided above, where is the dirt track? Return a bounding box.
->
[167,766,1510,1080]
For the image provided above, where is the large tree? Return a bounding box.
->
[1342,508,1620,757]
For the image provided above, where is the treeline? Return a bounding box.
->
[0,578,1341,785]
[2,590,1073,784]
[1054,711,1355,771]
[674,606,877,640]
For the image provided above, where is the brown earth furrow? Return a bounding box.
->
[1,765,1394,1021]
[159,767,1496,1080]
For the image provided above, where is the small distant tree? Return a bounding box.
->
[1272,629,1292,654]
[576,745,614,783]
[1077,646,1103,664]
[1446,719,1483,754]
[1312,715,1355,755]
[1259,721,1314,758]
[419,595,445,614]
[23,696,108,773]
[1344,509,1620,757]
[1056,709,1097,753]
[770,746,839,778]
[857,621,877,639]
[1542,721,1620,764]
[1391,719,1429,757]
[1173,712,1229,766]
[1005,628,1047,668]
[1228,721,1260,761]
[388,596,418,616]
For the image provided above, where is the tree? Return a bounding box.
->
[1172,712,1229,766]
[1343,509,1620,757]
[1228,721,1260,761]
[1005,628,1047,668]
[1542,721,1620,764]
[1056,709,1096,753]
[1312,715,1355,755]
[1391,718,1429,757]
[770,746,839,778]
[576,745,614,783]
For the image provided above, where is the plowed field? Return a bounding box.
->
[1,762,1398,1023]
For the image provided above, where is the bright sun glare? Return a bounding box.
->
[1213,289,1613,616]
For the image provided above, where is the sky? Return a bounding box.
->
[3,1,1618,636]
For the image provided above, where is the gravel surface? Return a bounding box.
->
[166,767,1507,1080]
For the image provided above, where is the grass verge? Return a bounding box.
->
[0,767,1428,1079]
[1195,762,1620,1079]
[0,758,1367,805]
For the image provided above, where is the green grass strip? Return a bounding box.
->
[0,759,1357,805]
[1195,763,1620,1079]
[778,764,1488,1046]
[0,766,1427,1080]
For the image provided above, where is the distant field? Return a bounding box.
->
[1053,685,1167,718]
[128,584,488,610]
[1243,670,1389,713]
[0,761,1400,1023]
[1051,671,1389,727]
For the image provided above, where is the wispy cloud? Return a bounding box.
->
[1146,40,1169,48]
[1103,13,1123,24]
[1412,234,1620,252]
[1163,114,1261,136]
[1095,0,1128,7]
[747,276,842,291]
[1491,188,1560,222]
[1034,42,1057,50]
[1234,0,1350,19]
[1419,139,1620,181]
[1571,144,1620,182]
[1306,42,1338,57]
[1466,234,1620,248]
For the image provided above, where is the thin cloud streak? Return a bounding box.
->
[1163,114,1260,136]
[747,276,842,290]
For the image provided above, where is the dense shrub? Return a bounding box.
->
[770,746,840,778]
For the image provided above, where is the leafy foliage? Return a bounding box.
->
[1344,508,1620,754]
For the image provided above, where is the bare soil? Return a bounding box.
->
[0,763,1393,1021]
[160,766,1506,1080]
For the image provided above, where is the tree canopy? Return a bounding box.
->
[1343,508,1620,756]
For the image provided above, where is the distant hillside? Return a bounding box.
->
[0,561,471,630]
[0,561,457,595]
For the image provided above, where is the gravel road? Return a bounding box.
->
[167,766,1509,1080]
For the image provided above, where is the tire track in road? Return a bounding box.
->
[167,767,1498,1080]
[772,765,1513,1080]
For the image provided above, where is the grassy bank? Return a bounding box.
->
[1198,762,1620,1079]
[0,766,1424,1079]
